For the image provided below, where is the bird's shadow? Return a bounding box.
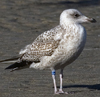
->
[57,84,100,93]
[63,84,100,90]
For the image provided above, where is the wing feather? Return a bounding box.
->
[19,25,64,62]
[21,40,60,62]
[34,25,62,42]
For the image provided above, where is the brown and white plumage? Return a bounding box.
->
[0,9,96,94]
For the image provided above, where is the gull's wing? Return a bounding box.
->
[20,40,60,62]
[19,25,64,61]
[4,39,60,71]
[34,25,63,42]
[4,25,64,71]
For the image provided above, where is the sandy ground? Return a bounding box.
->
[0,0,100,97]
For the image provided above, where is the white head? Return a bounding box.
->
[60,9,96,26]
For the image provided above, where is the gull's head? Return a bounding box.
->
[60,9,96,25]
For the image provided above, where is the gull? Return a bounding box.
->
[0,9,96,94]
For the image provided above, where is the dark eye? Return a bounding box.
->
[74,14,80,17]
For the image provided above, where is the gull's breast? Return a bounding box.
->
[54,25,87,69]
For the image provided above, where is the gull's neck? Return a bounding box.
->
[60,19,85,36]
[60,21,82,30]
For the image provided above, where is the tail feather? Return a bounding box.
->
[0,56,33,72]
[5,61,33,72]
[0,56,19,63]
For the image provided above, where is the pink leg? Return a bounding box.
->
[52,69,68,94]
[59,69,68,94]
[52,70,59,94]
[52,74,58,94]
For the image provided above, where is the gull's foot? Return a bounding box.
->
[54,89,68,94]
[59,89,68,94]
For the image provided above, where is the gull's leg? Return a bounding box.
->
[59,69,68,94]
[59,69,64,93]
[52,70,58,94]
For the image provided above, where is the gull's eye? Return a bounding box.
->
[74,14,80,18]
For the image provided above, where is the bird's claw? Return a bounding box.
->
[54,89,68,94]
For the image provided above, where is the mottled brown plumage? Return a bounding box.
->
[21,40,60,61]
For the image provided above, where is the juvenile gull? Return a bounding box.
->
[0,9,96,94]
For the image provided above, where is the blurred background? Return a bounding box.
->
[0,0,100,97]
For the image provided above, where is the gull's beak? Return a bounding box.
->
[79,15,96,23]
[86,17,96,23]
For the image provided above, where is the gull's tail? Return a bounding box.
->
[0,56,32,72]
[0,56,19,63]
[5,61,32,72]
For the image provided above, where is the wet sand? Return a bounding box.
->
[0,0,100,97]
